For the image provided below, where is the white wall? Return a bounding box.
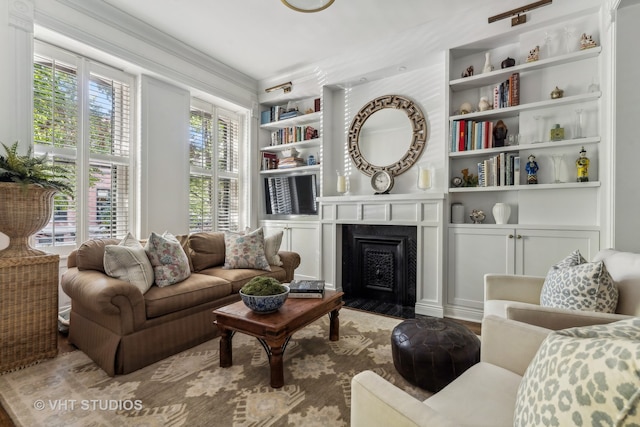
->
[614,0,640,252]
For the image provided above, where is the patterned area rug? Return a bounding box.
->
[0,308,431,426]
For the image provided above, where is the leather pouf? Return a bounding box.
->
[391,317,480,392]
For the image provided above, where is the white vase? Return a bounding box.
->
[483,52,493,73]
[492,203,511,224]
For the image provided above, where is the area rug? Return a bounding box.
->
[0,308,431,426]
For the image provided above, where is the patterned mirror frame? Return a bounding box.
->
[347,95,427,177]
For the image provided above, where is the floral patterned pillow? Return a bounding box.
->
[224,228,271,271]
[144,231,191,287]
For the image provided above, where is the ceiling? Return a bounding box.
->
[101,0,478,82]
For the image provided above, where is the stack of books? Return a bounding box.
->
[277,156,307,169]
[288,280,325,298]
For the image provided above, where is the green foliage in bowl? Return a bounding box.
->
[240,277,286,296]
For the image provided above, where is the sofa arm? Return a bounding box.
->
[484,273,545,304]
[506,305,629,330]
[351,371,457,427]
[278,251,300,282]
[481,315,551,376]
[61,267,146,334]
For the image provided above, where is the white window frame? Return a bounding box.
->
[32,41,136,256]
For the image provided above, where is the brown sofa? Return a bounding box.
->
[61,232,300,376]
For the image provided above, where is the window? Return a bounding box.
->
[33,42,134,251]
[189,99,242,233]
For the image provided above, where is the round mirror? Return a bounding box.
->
[348,95,427,177]
[359,109,412,166]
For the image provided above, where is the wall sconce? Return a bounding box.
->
[488,0,552,27]
[265,82,293,94]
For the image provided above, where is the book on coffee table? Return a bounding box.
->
[289,280,325,298]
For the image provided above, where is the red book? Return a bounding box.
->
[458,120,466,152]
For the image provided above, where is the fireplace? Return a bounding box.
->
[342,224,417,317]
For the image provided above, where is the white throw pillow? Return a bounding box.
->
[264,231,284,266]
[104,232,154,294]
[540,250,618,313]
[514,318,640,426]
[144,231,191,287]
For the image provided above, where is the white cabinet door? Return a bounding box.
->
[447,227,514,311]
[261,221,319,280]
[287,222,320,280]
[515,229,600,276]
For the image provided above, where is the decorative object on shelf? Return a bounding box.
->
[576,146,590,182]
[493,120,508,147]
[461,168,478,187]
[451,176,463,187]
[575,109,584,138]
[543,31,559,57]
[417,164,433,190]
[501,57,516,68]
[550,86,564,99]
[550,124,565,141]
[563,26,577,53]
[307,155,316,166]
[281,146,299,158]
[336,171,348,195]
[526,46,540,62]
[461,65,474,78]
[552,154,564,183]
[348,95,427,178]
[371,170,394,195]
[451,203,465,224]
[580,33,598,50]
[478,97,491,112]
[533,115,544,143]
[483,52,494,73]
[459,102,473,114]
[526,154,539,184]
[281,0,334,13]
[492,203,511,224]
[507,134,521,146]
[469,209,486,224]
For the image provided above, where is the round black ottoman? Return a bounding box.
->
[391,317,480,392]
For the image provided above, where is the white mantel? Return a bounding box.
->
[317,193,446,318]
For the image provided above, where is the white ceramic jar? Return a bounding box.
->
[492,203,511,224]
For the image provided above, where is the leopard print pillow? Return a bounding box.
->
[514,318,640,426]
[540,250,618,313]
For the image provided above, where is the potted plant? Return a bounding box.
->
[0,141,72,258]
[239,277,290,313]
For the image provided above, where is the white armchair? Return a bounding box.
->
[350,316,551,427]
[484,249,640,330]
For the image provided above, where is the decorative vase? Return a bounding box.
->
[492,203,511,225]
[483,52,493,73]
[0,183,57,258]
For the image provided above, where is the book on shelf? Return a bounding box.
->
[289,280,325,297]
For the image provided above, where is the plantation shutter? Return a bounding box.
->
[33,42,134,249]
[216,112,239,231]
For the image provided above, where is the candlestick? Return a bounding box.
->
[417,165,432,190]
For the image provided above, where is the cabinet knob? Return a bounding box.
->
[508,234,514,239]
[517,234,522,239]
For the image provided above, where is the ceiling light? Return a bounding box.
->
[281,0,335,13]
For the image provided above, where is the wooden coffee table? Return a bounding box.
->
[213,290,344,388]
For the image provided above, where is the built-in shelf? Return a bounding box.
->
[449,181,600,193]
[449,137,600,158]
[259,164,321,175]
[260,111,321,130]
[449,47,602,92]
[449,92,601,122]
[260,138,322,152]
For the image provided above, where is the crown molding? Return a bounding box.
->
[38,0,257,96]
[9,0,34,32]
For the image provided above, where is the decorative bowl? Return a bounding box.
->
[239,285,290,314]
